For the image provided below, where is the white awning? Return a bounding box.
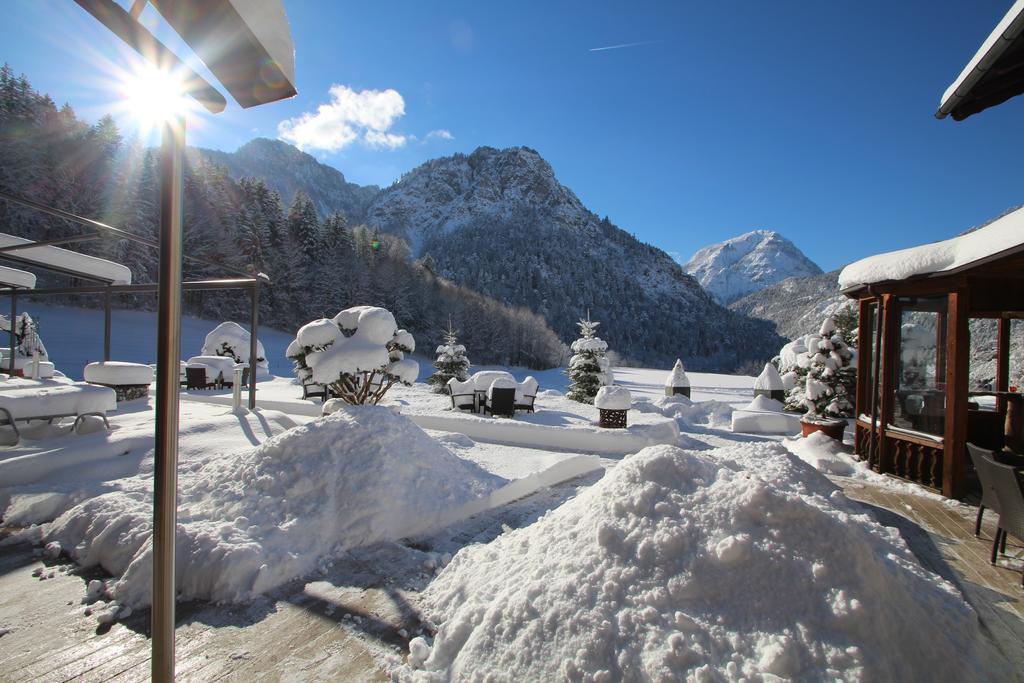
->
[0,233,132,284]
[0,266,36,289]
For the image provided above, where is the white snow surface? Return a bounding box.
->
[838,207,1024,289]
[398,443,1008,681]
[0,382,115,420]
[594,385,632,410]
[0,266,36,289]
[36,405,501,609]
[665,359,690,388]
[730,396,801,435]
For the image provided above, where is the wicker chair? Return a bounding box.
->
[515,376,539,414]
[448,378,476,412]
[302,380,326,402]
[968,443,1003,537]
[484,378,517,418]
[986,455,1024,584]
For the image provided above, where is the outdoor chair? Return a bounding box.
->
[221,366,250,389]
[968,443,1004,537]
[447,378,476,412]
[985,455,1024,585]
[185,366,216,390]
[515,376,539,414]
[302,380,326,402]
[484,378,517,418]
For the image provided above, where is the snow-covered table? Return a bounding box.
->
[84,361,154,402]
[0,382,116,443]
[469,371,516,413]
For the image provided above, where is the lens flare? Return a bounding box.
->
[118,63,192,129]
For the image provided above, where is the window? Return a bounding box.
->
[891,296,947,436]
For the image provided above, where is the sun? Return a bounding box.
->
[118,63,193,129]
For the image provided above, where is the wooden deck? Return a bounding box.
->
[840,477,1024,676]
[2,472,1024,680]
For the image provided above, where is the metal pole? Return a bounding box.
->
[152,113,185,683]
[8,289,16,375]
[869,292,884,465]
[248,280,259,410]
[104,287,112,362]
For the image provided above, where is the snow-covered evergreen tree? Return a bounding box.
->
[428,319,471,392]
[566,315,612,404]
[783,315,855,419]
[0,312,47,359]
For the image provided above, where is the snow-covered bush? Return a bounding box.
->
[286,306,418,405]
[201,321,268,374]
[427,320,471,393]
[566,316,613,404]
[782,315,856,419]
[0,312,47,359]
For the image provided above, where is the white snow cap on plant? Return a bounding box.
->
[302,306,419,387]
[201,321,268,371]
[296,318,342,348]
[665,359,689,388]
[754,363,784,391]
[594,385,632,410]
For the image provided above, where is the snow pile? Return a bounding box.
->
[754,362,783,391]
[731,395,800,435]
[200,321,269,375]
[784,431,859,476]
[40,405,500,609]
[838,206,1024,289]
[635,394,734,428]
[665,358,689,388]
[594,385,631,410]
[400,443,1007,681]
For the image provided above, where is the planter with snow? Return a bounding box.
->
[753,362,785,403]
[84,361,153,402]
[800,416,846,441]
[595,385,631,428]
[664,358,690,397]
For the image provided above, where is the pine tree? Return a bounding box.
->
[428,318,471,392]
[566,313,611,404]
[784,315,855,419]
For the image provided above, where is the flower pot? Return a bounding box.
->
[800,417,846,441]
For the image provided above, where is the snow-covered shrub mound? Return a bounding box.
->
[43,405,501,609]
[640,394,734,428]
[201,321,269,374]
[402,443,1006,681]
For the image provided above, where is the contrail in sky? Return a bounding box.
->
[589,40,659,52]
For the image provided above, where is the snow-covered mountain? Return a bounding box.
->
[195,141,784,370]
[729,269,851,342]
[362,146,783,369]
[197,138,380,220]
[683,230,822,304]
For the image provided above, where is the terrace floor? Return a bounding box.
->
[839,477,1024,677]
[3,472,1023,680]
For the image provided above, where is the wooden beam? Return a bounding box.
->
[878,294,899,475]
[997,317,1011,414]
[943,288,970,499]
[855,298,873,421]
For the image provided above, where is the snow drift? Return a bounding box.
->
[41,405,501,608]
[400,443,1007,681]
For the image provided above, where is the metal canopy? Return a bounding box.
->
[150,0,297,108]
[0,232,132,284]
[0,266,36,290]
[937,0,1024,120]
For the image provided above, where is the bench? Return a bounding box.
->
[0,382,116,443]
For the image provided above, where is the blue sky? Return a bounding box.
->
[1,1,1022,272]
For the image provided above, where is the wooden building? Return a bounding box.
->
[840,212,1024,498]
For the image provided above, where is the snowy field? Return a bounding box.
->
[0,304,1008,680]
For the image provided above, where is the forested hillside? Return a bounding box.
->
[0,66,565,368]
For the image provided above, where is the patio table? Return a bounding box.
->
[468,371,515,413]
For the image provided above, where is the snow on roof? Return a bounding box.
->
[0,266,35,289]
[665,358,689,388]
[938,0,1024,119]
[838,207,1024,290]
[753,363,784,391]
[0,233,132,284]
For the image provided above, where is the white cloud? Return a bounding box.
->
[278,85,408,152]
[426,128,454,141]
